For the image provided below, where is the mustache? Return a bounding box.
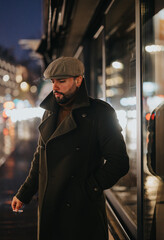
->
[53,90,64,96]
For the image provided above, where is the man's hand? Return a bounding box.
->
[11,196,23,212]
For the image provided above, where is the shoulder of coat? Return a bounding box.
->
[89,97,115,112]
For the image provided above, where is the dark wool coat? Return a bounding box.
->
[16,80,129,240]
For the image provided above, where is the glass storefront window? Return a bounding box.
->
[142,1,164,239]
[105,0,137,227]
[86,0,164,238]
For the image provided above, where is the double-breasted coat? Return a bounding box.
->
[16,80,129,240]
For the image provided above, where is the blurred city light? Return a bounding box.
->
[13,99,31,109]
[16,100,25,109]
[30,85,37,93]
[16,74,23,83]
[158,8,164,19]
[3,101,15,110]
[120,97,136,106]
[106,76,123,86]
[145,44,164,53]
[3,128,9,136]
[127,119,137,141]
[3,74,10,82]
[143,82,157,95]
[112,61,124,69]
[20,81,29,92]
[2,111,8,119]
[106,89,115,97]
[0,96,4,103]
[116,110,127,129]
[106,88,124,97]
[5,88,11,94]
[145,113,151,121]
[147,96,164,112]
[145,176,159,193]
[127,110,136,118]
[12,89,20,97]
[5,107,44,122]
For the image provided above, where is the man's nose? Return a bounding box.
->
[53,80,59,90]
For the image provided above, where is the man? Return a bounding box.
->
[11,57,129,240]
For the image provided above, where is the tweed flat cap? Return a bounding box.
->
[43,57,85,80]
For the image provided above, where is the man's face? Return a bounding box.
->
[51,77,82,104]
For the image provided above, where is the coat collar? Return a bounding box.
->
[39,79,90,144]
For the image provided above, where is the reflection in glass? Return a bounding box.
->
[105,0,137,226]
[143,2,164,239]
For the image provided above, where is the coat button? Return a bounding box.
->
[76,147,80,151]
[71,175,75,179]
[81,113,87,118]
[66,202,71,208]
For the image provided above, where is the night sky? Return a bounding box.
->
[0,0,42,61]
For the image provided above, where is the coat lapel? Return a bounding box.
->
[39,112,77,144]
[39,112,57,144]
[48,112,77,141]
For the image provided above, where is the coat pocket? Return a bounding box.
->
[79,179,108,239]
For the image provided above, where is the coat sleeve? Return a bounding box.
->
[15,137,41,204]
[87,105,129,198]
[15,111,47,204]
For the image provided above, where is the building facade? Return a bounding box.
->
[38,0,164,239]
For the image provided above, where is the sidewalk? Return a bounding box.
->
[0,139,38,240]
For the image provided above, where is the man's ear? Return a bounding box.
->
[75,76,83,87]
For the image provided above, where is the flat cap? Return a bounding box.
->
[43,57,85,80]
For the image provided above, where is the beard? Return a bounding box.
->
[53,90,76,104]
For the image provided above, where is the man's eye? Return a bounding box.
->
[59,80,65,83]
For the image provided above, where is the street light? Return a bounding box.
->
[3,74,10,82]
[20,81,29,92]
